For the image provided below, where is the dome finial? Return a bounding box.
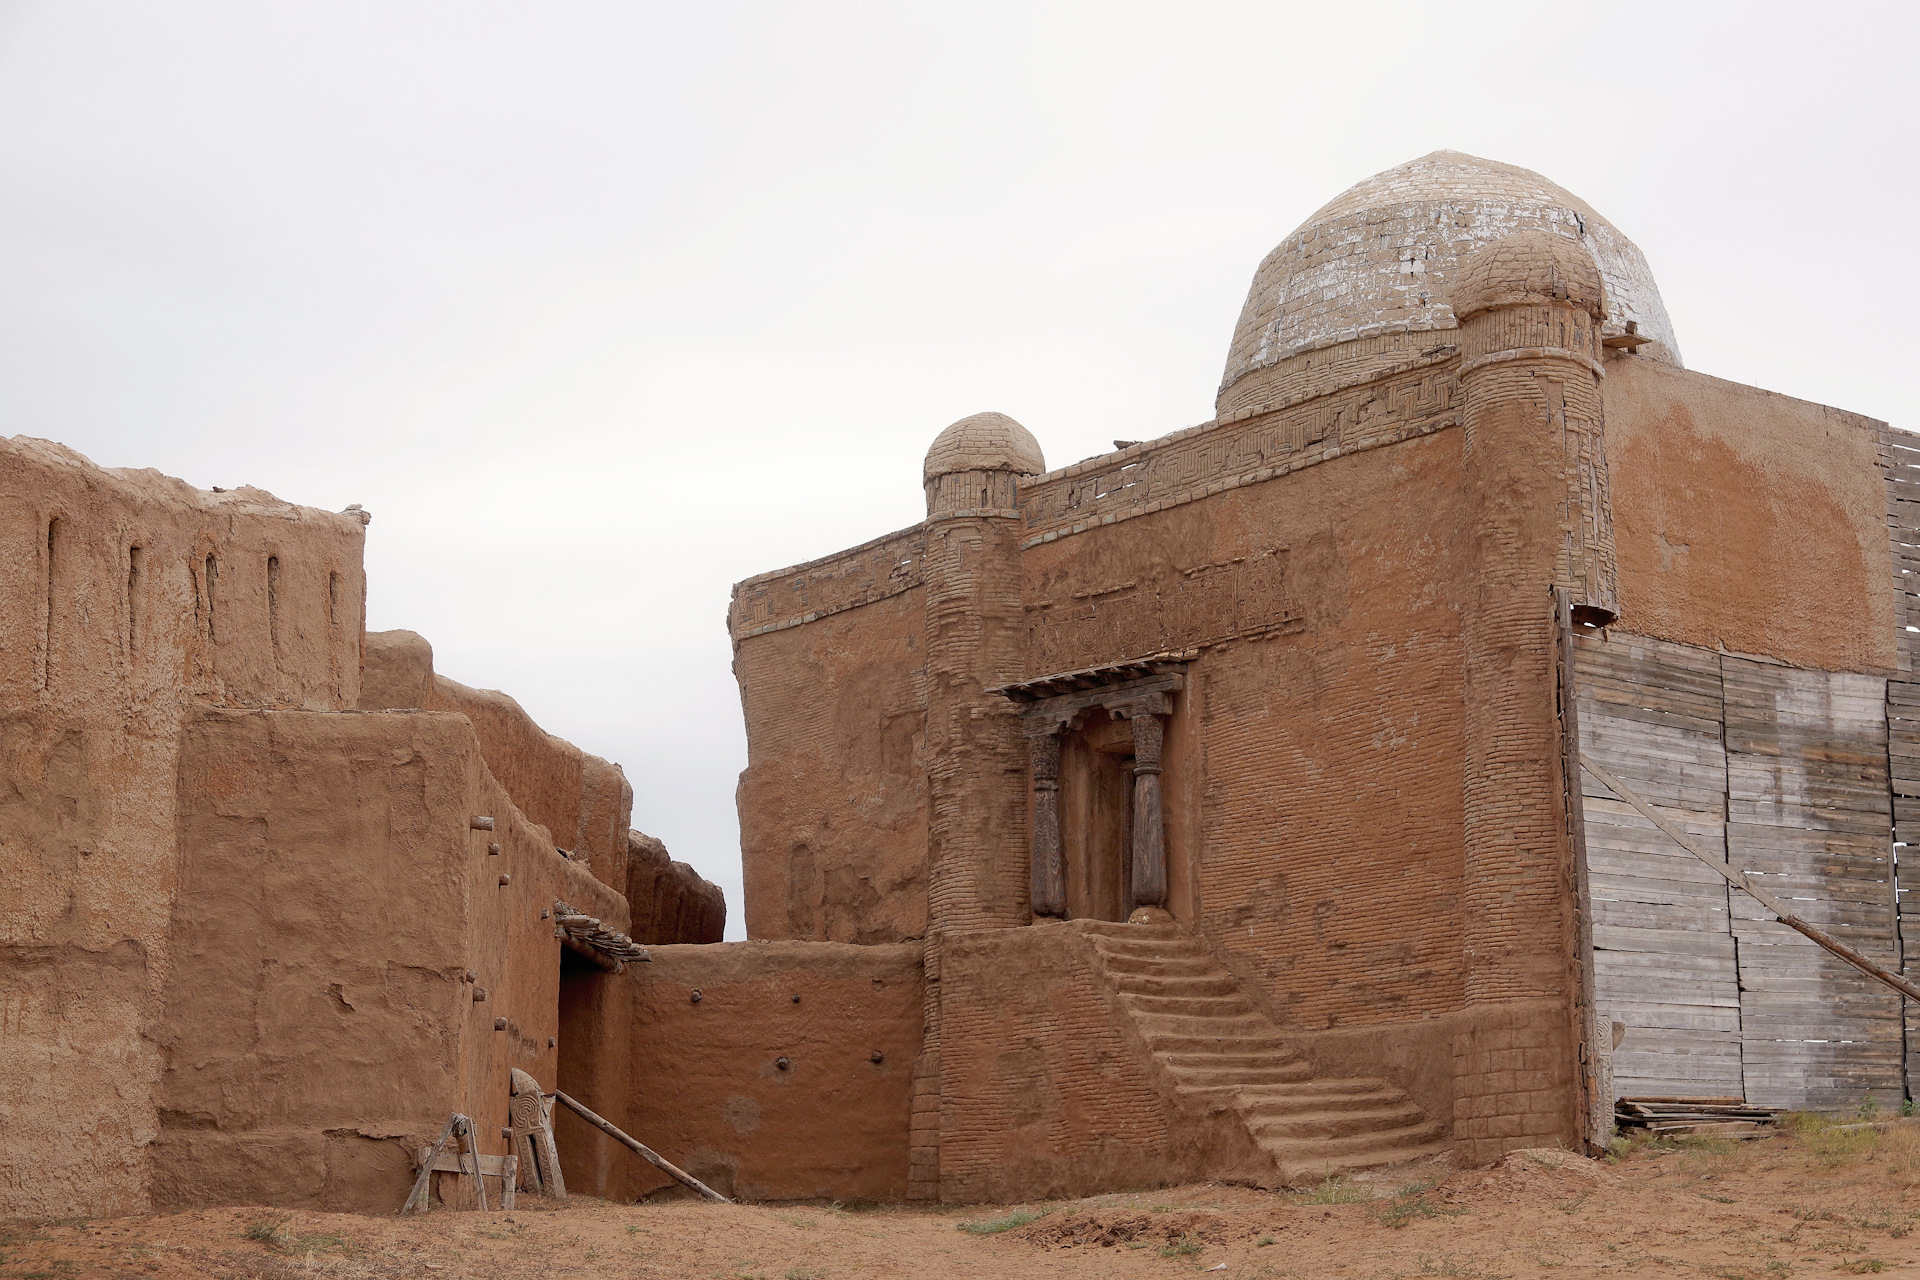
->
[1451,229,1607,323]
[923,412,1045,483]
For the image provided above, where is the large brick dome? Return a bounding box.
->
[1217,151,1679,417]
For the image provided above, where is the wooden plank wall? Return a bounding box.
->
[1722,659,1899,1109]
[1576,635,1901,1109]
[1884,426,1920,1095]
[1576,635,1742,1097]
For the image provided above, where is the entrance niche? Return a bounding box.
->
[991,658,1184,925]
[1060,710,1134,922]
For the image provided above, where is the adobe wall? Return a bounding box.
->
[151,705,628,1211]
[361,629,635,883]
[1017,427,1471,1038]
[625,830,726,946]
[937,923,1257,1202]
[612,941,923,1201]
[730,527,931,943]
[0,436,365,1218]
[1601,355,1896,674]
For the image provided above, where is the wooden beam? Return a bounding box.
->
[554,1090,729,1202]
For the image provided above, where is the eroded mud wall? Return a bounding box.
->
[625,830,726,945]
[152,705,630,1211]
[730,532,930,943]
[360,629,635,883]
[1601,356,1894,671]
[612,941,922,1201]
[0,436,365,1217]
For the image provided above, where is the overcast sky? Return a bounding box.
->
[3,2,1914,937]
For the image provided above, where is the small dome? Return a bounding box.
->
[1451,229,1606,321]
[923,412,1045,482]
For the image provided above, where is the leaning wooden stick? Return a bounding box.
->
[1581,754,1920,1004]
[553,1090,730,1202]
[401,1113,464,1214]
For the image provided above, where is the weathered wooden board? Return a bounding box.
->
[1577,634,1744,1099]
[1577,632,1904,1110]
[1722,656,1900,1111]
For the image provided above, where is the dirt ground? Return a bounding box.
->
[10,1120,1920,1280]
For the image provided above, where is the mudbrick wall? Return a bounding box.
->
[153,707,627,1210]
[936,923,1243,1202]
[360,630,633,882]
[0,436,367,1217]
[359,629,722,945]
[1,434,699,1217]
[612,941,924,1201]
[731,562,929,944]
[1599,357,1894,672]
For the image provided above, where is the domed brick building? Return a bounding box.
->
[697,150,1913,1200]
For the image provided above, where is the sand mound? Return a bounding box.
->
[1432,1148,1619,1209]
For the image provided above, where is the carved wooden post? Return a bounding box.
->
[1128,711,1167,909]
[1027,726,1066,918]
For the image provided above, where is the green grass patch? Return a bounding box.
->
[955,1208,1045,1235]
[1292,1177,1372,1205]
[1372,1178,1460,1230]
[1160,1236,1204,1257]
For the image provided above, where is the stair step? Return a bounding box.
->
[1150,1035,1299,1057]
[1128,1012,1275,1037]
[1228,1077,1389,1100]
[1115,992,1256,1017]
[1074,921,1183,941]
[1164,1064,1316,1086]
[1276,1136,1454,1185]
[1248,1103,1428,1140]
[1097,952,1222,978]
[1262,1121,1449,1166]
[1090,934,1210,957]
[1105,971,1237,996]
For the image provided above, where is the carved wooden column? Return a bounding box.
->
[1128,711,1167,910]
[1027,726,1066,918]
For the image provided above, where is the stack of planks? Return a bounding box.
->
[1615,1096,1780,1138]
[552,900,650,972]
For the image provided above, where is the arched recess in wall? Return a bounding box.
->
[125,542,145,665]
[203,552,220,643]
[267,554,282,666]
[326,569,342,693]
[41,515,62,692]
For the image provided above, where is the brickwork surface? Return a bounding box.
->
[936,925,1215,1202]
[619,942,924,1202]
[733,587,929,942]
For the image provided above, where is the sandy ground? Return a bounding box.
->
[10,1121,1920,1279]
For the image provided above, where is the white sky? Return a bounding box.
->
[3,2,1914,938]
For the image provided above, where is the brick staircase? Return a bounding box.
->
[1080,920,1449,1185]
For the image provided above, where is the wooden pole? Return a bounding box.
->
[553,1090,729,1202]
[400,1113,463,1214]
[1580,754,1920,1004]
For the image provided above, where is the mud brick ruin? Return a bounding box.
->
[6,150,1915,1216]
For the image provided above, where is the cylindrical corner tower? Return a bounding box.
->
[1450,229,1615,1163]
[911,410,1043,1201]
